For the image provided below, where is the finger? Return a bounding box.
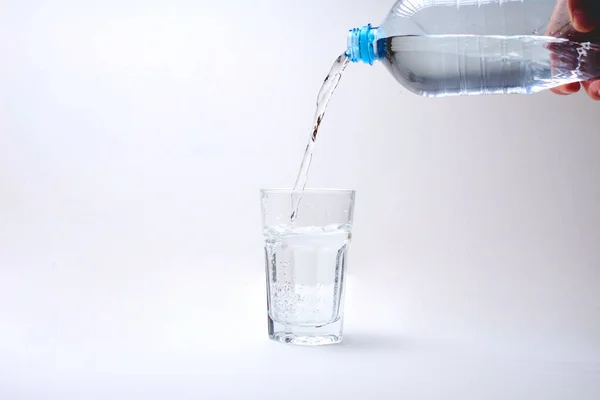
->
[582,79,600,100]
[547,0,572,37]
[551,82,581,95]
[569,0,600,32]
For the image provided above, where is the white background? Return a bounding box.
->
[1,0,599,398]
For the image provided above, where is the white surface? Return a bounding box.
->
[1,1,599,398]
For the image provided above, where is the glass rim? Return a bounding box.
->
[260,188,356,196]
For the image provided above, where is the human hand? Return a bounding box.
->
[550,0,600,100]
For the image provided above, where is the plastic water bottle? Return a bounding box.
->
[347,0,600,97]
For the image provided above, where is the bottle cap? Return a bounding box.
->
[347,24,378,64]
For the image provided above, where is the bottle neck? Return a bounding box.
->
[347,24,378,64]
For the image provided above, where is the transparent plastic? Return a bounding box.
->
[347,0,600,97]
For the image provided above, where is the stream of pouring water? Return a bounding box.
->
[290,53,350,222]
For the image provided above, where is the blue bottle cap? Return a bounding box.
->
[347,24,378,64]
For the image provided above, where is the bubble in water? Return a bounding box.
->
[266,224,350,326]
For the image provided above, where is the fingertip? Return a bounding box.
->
[571,10,597,33]
[569,0,600,33]
[564,82,582,93]
[552,82,581,95]
[585,80,600,101]
[551,88,571,95]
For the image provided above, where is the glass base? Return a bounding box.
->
[268,316,343,346]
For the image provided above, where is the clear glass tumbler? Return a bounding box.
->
[260,189,356,346]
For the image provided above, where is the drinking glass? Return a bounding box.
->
[260,189,356,345]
